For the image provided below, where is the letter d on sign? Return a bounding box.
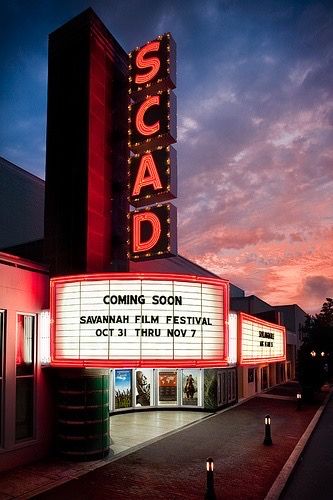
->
[129,203,177,261]
[132,211,161,253]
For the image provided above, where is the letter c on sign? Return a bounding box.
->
[135,96,160,136]
[133,212,161,253]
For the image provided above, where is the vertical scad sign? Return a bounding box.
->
[128,34,177,260]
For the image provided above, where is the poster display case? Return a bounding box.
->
[109,368,203,411]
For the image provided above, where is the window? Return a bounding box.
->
[248,368,254,384]
[16,314,36,441]
[0,310,5,446]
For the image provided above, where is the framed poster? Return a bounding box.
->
[182,369,199,406]
[114,369,132,409]
[158,370,177,404]
[135,369,152,407]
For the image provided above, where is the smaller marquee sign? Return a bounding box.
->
[238,312,286,365]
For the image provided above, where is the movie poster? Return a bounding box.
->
[114,369,132,409]
[182,369,199,406]
[135,369,152,407]
[158,371,177,404]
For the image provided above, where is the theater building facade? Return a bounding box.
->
[0,9,289,471]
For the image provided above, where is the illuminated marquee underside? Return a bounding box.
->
[239,313,286,365]
[50,273,229,368]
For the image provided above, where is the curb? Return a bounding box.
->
[264,390,332,500]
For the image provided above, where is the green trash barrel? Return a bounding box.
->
[56,369,110,460]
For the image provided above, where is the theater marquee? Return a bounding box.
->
[50,273,229,368]
[238,312,286,365]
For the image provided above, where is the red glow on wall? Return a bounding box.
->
[135,41,161,84]
[132,211,161,252]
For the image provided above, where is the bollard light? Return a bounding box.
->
[296,392,302,410]
[263,414,272,446]
[205,457,216,500]
[206,458,214,472]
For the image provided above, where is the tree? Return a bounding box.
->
[297,298,333,400]
[301,298,333,354]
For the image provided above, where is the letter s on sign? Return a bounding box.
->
[135,41,160,85]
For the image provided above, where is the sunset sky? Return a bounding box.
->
[0,0,332,314]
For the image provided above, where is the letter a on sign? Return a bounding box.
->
[132,153,163,196]
[129,146,177,208]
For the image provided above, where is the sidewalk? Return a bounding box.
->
[0,382,330,500]
[279,391,333,500]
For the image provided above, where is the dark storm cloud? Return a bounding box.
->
[303,276,333,301]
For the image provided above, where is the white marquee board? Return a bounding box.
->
[239,313,286,364]
[51,274,228,366]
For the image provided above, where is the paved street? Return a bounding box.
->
[0,382,328,500]
[32,384,325,500]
